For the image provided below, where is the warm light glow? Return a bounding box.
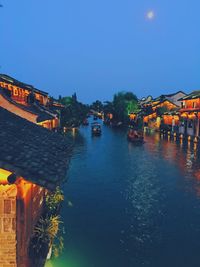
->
[17,178,33,199]
[129,113,136,120]
[0,168,12,184]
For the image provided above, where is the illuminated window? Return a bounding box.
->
[181,101,186,108]
[13,88,18,96]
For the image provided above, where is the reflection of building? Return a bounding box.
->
[0,74,60,130]
[0,107,72,267]
[179,91,200,138]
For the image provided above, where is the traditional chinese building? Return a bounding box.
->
[178,91,200,138]
[0,107,72,267]
[153,91,186,107]
[143,98,178,130]
[160,111,180,133]
[0,74,60,130]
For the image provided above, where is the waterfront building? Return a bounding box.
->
[179,91,200,138]
[0,107,72,267]
[143,98,179,130]
[0,74,60,130]
[153,91,186,107]
[139,95,153,108]
[161,111,180,132]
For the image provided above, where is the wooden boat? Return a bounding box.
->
[127,129,144,144]
[91,122,102,136]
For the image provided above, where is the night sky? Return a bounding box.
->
[1,0,200,103]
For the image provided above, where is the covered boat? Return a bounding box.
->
[127,129,144,144]
[91,122,102,136]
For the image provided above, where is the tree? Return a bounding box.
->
[59,96,89,128]
[58,96,73,106]
[90,100,103,112]
[72,92,77,102]
[112,92,139,124]
[103,101,114,115]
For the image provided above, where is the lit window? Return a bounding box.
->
[13,88,18,96]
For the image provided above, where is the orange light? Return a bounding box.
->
[129,113,136,120]
[17,178,33,199]
[188,113,196,119]
[181,112,188,118]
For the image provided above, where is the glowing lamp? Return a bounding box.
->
[129,113,135,120]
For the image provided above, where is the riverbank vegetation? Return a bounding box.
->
[29,187,65,266]
[91,92,140,126]
[58,94,89,128]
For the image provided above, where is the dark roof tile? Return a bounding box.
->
[0,107,73,190]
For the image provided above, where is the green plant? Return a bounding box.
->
[45,187,64,214]
[30,215,64,259]
[29,187,65,262]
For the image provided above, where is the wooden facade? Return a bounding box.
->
[0,81,48,106]
[179,92,200,138]
[0,170,46,267]
[0,75,60,130]
[0,93,38,123]
[0,107,72,267]
[143,99,178,130]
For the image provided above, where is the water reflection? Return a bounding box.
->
[47,127,200,267]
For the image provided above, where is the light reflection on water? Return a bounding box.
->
[46,124,200,267]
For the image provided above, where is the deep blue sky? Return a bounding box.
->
[1,0,200,103]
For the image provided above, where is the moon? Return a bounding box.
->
[146,10,155,20]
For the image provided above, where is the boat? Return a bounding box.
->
[127,129,144,144]
[91,122,102,136]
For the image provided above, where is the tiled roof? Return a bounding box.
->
[152,99,178,108]
[164,90,186,97]
[0,107,73,190]
[154,91,186,102]
[0,74,48,96]
[179,91,200,101]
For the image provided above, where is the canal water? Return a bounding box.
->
[46,121,200,267]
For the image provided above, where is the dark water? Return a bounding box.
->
[46,121,200,267]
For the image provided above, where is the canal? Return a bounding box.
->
[46,121,200,267]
